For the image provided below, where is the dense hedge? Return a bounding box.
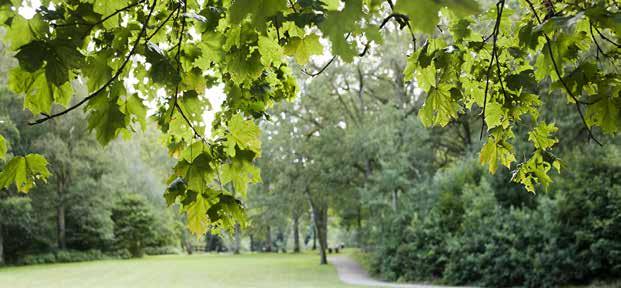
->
[15,250,110,265]
[370,148,621,288]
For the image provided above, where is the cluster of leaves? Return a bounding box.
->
[403,0,620,192]
[1,0,619,234]
[0,134,49,193]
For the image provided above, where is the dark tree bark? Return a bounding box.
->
[314,207,328,265]
[312,225,317,250]
[233,223,241,254]
[56,201,66,249]
[249,234,255,252]
[56,176,66,250]
[266,225,272,252]
[292,215,300,253]
[391,189,399,211]
[0,223,4,265]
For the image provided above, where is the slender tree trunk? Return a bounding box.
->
[56,179,66,250]
[391,189,398,211]
[314,207,328,265]
[292,216,300,253]
[0,223,4,265]
[266,225,272,252]
[249,234,255,252]
[312,226,317,250]
[57,203,66,250]
[233,223,241,254]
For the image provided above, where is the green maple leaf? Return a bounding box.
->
[480,130,516,174]
[228,0,287,30]
[228,114,261,155]
[418,84,459,127]
[92,0,130,28]
[221,151,261,198]
[394,0,479,34]
[484,101,505,130]
[185,153,215,193]
[0,135,7,160]
[414,63,436,91]
[0,154,50,193]
[319,0,363,62]
[207,194,247,230]
[586,96,620,134]
[122,94,147,130]
[83,52,113,91]
[86,83,128,145]
[194,32,223,70]
[225,48,263,85]
[322,0,340,10]
[284,35,324,65]
[258,35,284,66]
[528,122,558,150]
[512,151,556,193]
[186,193,212,235]
[8,68,73,115]
[4,15,48,50]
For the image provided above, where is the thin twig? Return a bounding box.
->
[524,0,602,145]
[590,23,607,59]
[170,0,187,118]
[480,0,504,140]
[593,25,621,48]
[302,56,336,77]
[53,0,146,28]
[30,0,157,125]
[145,4,181,42]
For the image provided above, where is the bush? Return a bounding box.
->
[16,250,108,265]
[369,149,621,287]
[111,194,157,258]
[144,246,181,256]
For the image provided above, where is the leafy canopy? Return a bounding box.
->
[0,0,620,233]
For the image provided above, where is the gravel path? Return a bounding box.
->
[328,255,466,288]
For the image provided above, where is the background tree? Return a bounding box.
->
[111,194,157,258]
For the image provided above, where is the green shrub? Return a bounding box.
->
[369,150,621,287]
[111,194,157,258]
[144,246,181,255]
[16,250,108,265]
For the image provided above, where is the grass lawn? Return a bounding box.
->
[0,252,355,288]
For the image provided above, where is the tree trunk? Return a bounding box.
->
[0,223,4,265]
[312,225,317,250]
[249,234,255,252]
[292,216,300,253]
[233,223,241,254]
[56,180,66,250]
[57,203,66,250]
[314,207,328,265]
[391,189,399,211]
[266,225,272,252]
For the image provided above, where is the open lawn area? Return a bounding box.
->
[0,253,355,288]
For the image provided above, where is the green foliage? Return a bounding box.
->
[370,148,621,287]
[16,250,109,265]
[111,194,157,258]
[0,196,32,226]
[0,153,50,193]
[0,0,619,235]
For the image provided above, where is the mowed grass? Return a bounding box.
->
[0,252,355,288]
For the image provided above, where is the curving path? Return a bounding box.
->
[328,255,468,288]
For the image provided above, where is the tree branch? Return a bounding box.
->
[29,0,157,125]
[524,0,602,145]
[593,25,621,48]
[145,3,182,42]
[170,0,188,118]
[480,0,504,140]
